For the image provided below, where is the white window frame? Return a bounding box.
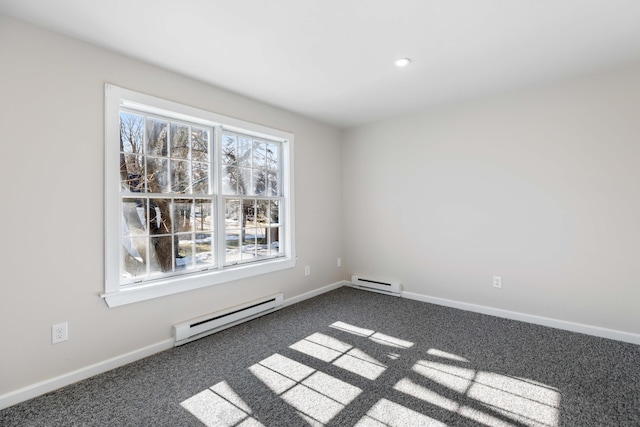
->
[103,84,295,307]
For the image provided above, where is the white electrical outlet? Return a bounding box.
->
[337,258,342,268]
[493,276,502,289]
[304,266,311,276]
[52,322,68,344]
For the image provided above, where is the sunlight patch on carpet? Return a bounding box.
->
[405,356,560,427]
[250,353,362,425]
[354,398,448,427]
[180,381,263,427]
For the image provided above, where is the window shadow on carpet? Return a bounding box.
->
[181,320,560,426]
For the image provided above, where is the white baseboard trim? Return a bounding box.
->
[7,283,633,411]
[0,281,348,411]
[402,291,640,345]
[0,338,174,411]
[283,280,349,308]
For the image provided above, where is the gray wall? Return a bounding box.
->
[343,61,640,335]
[0,14,343,395]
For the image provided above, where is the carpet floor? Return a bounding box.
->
[1,287,639,426]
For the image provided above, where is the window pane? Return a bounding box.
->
[122,198,147,236]
[270,200,280,225]
[170,123,190,160]
[257,233,271,258]
[225,236,241,264]
[149,198,172,235]
[267,170,278,196]
[120,112,144,154]
[253,141,266,168]
[225,199,241,264]
[121,154,144,192]
[256,245,269,258]
[241,199,257,261]
[225,199,240,228]
[191,128,209,162]
[222,166,237,195]
[243,199,256,226]
[194,199,213,232]
[150,235,173,274]
[242,228,257,261]
[238,168,251,195]
[171,160,190,193]
[146,158,170,193]
[242,227,257,245]
[269,201,281,256]
[122,236,147,280]
[253,169,266,195]
[173,199,193,233]
[192,162,209,194]
[256,200,269,225]
[146,118,168,156]
[238,136,252,167]
[266,143,279,170]
[256,200,270,258]
[195,232,214,267]
[222,134,236,165]
[175,234,194,270]
[272,227,282,255]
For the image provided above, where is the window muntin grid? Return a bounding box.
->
[119,111,215,285]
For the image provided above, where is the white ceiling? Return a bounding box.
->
[2,0,640,128]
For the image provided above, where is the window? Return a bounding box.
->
[104,85,295,307]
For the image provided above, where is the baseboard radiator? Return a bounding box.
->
[173,293,284,346]
[350,275,401,295]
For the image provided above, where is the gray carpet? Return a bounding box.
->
[1,287,639,426]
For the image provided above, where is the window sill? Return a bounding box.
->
[102,257,296,307]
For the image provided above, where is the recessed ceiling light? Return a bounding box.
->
[395,58,411,67]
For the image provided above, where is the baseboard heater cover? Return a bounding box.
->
[350,275,401,295]
[173,293,283,346]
